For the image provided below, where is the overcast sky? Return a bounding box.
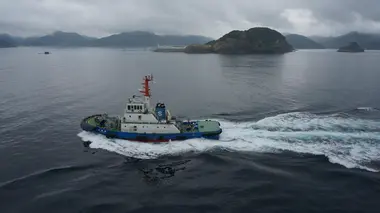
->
[1,0,380,38]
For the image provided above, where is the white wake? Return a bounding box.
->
[77,112,380,172]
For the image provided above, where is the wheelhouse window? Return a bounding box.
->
[128,105,143,112]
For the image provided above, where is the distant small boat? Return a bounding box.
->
[38,51,51,55]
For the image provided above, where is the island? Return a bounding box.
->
[337,42,365,52]
[184,27,294,54]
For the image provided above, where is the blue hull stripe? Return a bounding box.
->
[94,127,221,141]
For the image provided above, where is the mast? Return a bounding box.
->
[139,74,153,108]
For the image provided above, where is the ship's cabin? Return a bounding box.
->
[125,96,148,114]
[125,103,147,113]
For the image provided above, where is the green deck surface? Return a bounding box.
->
[86,117,98,126]
[86,116,119,131]
[197,121,221,133]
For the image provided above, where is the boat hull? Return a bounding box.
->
[80,115,222,142]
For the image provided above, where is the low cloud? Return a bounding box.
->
[1,0,380,38]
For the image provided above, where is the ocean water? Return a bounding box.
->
[1,47,380,213]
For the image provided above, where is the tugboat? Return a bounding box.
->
[80,75,222,142]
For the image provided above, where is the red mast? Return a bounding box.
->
[140,74,153,97]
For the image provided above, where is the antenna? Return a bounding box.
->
[151,74,156,84]
[139,74,154,97]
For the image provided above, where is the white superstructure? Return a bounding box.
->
[120,75,181,134]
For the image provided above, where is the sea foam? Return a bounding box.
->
[77,112,380,172]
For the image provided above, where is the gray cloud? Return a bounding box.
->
[1,0,380,38]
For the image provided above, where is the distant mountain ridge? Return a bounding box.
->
[310,32,380,50]
[0,34,17,48]
[286,32,380,50]
[0,31,213,48]
[3,30,380,50]
[93,31,212,47]
[285,34,325,49]
[22,31,96,46]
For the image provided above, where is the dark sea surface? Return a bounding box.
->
[1,47,380,213]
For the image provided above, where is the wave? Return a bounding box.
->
[0,164,97,189]
[77,112,380,172]
[356,107,379,112]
